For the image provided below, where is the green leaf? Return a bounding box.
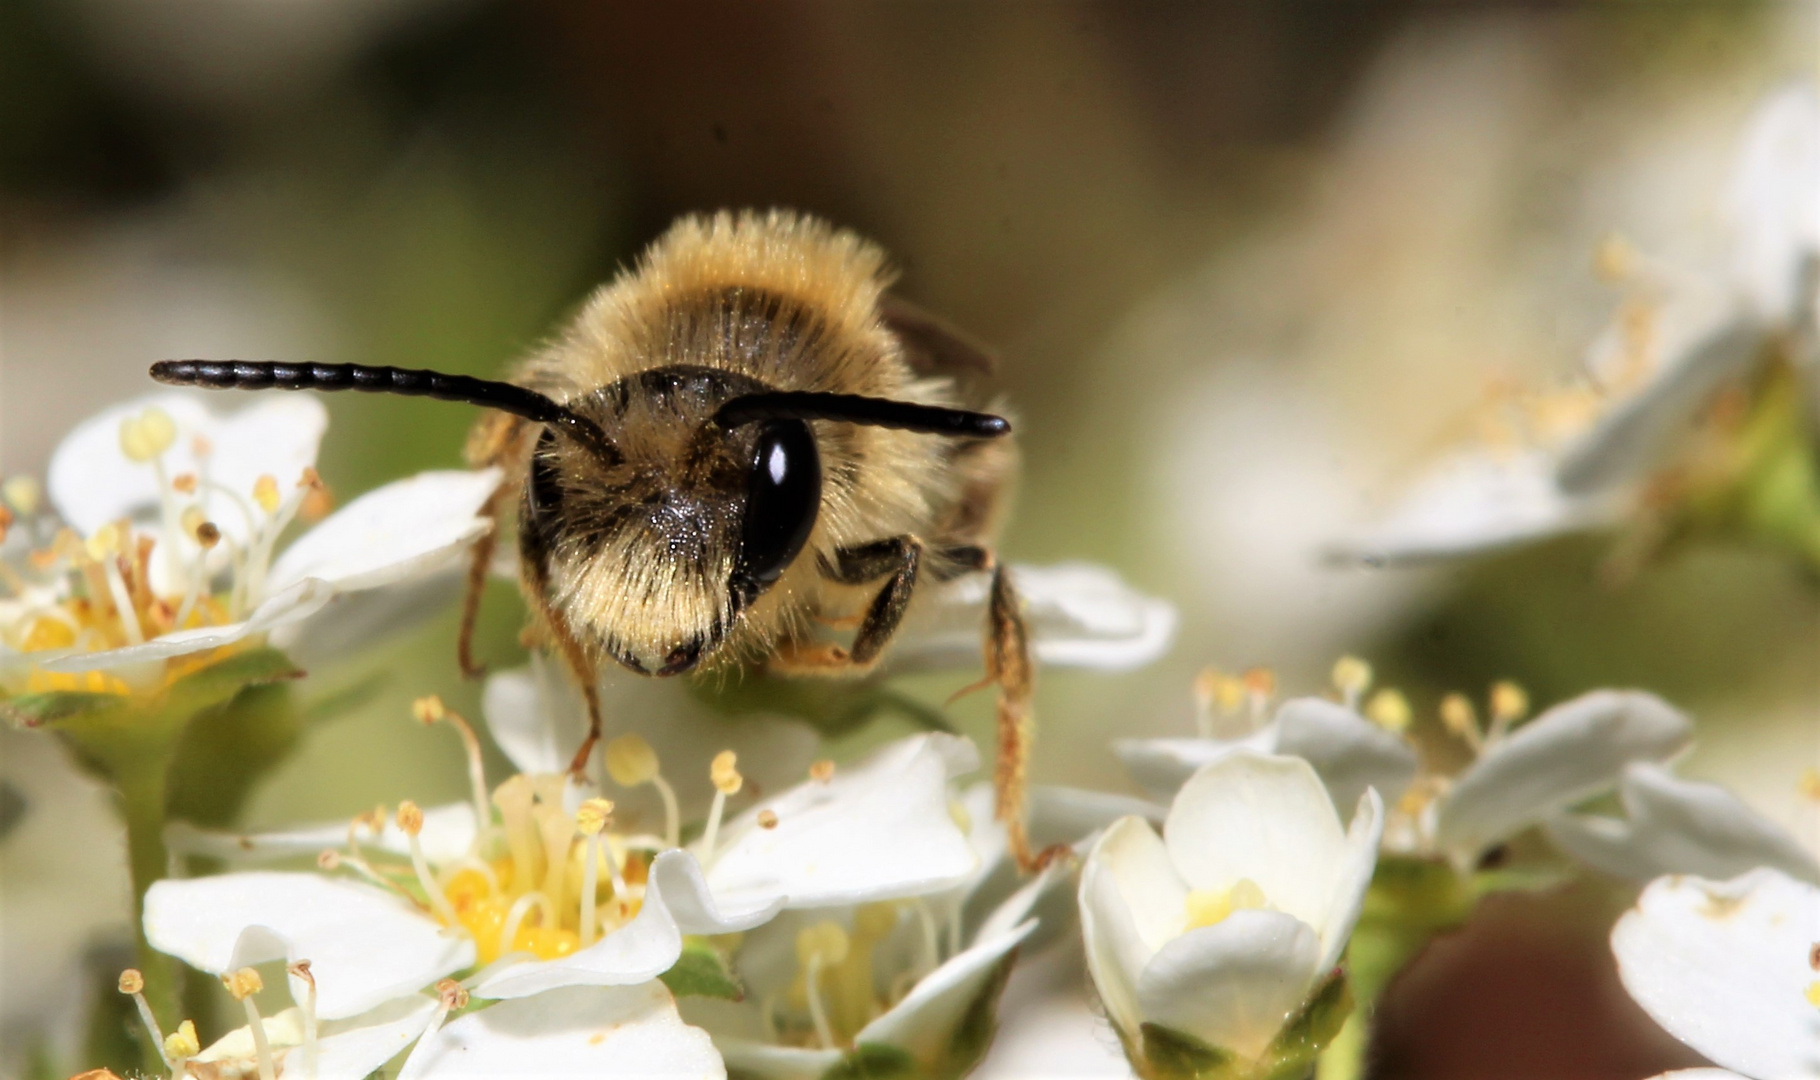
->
[0,691,119,729]
[658,937,742,1001]
[1138,1024,1235,1080]
[824,1043,919,1080]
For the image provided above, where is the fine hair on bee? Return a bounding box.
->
[151,208,1053,869]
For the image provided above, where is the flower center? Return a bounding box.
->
[1184,878,1269,931]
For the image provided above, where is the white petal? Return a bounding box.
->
[886,562,1177,673]
[143,872,473,1019]
[1113,728,1279,802]
[1164,751,1347,934]
[1544,762,1820,885]
[645,850,782,936]
[271,567,466,669]
[165,803,479,867]
[1078,817,1175,1040]
[48,392,326,545]
[1557,304,1762,496]
[854,917,1038,1060]
[267,470,500,595]
[1315,789,1383,974]
[37,577,333,672]
[399,983,723,1080]
[312,994,442,1080]
[701,734,979,910]
[1327,447,1615,566]
[1134,910,1323,1061]
[1436,690,1691,863]
[1272,697,1417,813]
[469,863,682,999]
[1723,83,1820,323]
[694,1036,836,1080]
[1612,869,1820,1079]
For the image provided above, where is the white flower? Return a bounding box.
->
[1428,689,1692,866]
[681,869,1061,1079]
[181,993,444,1080]
[1330,83,1819,567]
[399,983,723,1080]
[1116,695,1417,815]
[1611,868,1820,1079]
[6,392,498,687]
[884,561,1178,674]
[1079,750,1382,1063]
[1545,761,1820,885]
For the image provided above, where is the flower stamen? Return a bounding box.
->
[162,1021,200,1080]
[1331,656,1373,711]
[1440,693,1483,753]
[701,750,743,859]
[1366,688,1412,732]
[287,961,318,1080]
[117,969,172,1072]
[605,734,681,848]
[576,798,614,947]
[398,801,460,926]
[398,979,469,1080]
[222,967,276,1080]
[796,922,850,1050]
[414,696,492,834]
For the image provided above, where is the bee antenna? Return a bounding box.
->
[714,392,1010,438]
[149,360,618,461]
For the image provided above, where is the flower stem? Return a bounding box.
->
[1314,1012,1367,1080]
[120,769,180,1072]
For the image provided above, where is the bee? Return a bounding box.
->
[151,210,1043,867]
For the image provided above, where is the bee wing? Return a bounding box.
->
[879,295,999,407]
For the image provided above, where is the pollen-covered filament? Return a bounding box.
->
[1184,878,1270,931]
[430,779,649,967]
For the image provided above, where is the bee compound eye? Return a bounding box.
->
[734,419,821,596]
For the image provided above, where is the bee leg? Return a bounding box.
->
[541,598,604,778]
[456,480,510,679]
[776,537,925,672]
[982,561,1041,871]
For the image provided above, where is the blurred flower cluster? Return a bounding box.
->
[3,37,1818,1080]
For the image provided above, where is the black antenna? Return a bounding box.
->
[150,360,617,461]
[715,391,1010,438]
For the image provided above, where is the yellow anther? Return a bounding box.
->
[711,750,743,795]
[179,506,222,549]
[1593,232,1636,282]
[757,809,779,830]
[117,969,145,995]
[1185,878,1268,930]
[299,466,324,491]
[604,733,660,787]
[1806,981,1820,1009]
[1440,694,1480,743]
[795,921,851,967]
[2,475,42,515]
[1331,656,1373,699]
[120,408,177,463]
[0,504,11,542]
[1241,667,1276,700]
[1489,681,1529,724]
[172,473,198,495]
[396,800,425,837]
[252,475,281,514]
[1212,673,1246,715]
[576,798,615,836]
[1800,768,1820,802]
[809,759,835,784]
[435,978,470,1010]
[1365,689,1413,733]
[411,695,447,724]
[85,523,121,562]
[853,902,899,939]
[222,967,264,1001]
[1191,668,1222,715]
[317,850,341,870]
[164,1019,201,1061]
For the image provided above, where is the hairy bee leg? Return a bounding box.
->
[985,561,1048,872]
[537,596,604,778]
[456,480,510,679]
[458,411,530,679]
[780,536,925,672]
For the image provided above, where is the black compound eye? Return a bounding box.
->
[733,419,820,603]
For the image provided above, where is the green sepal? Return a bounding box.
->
[1132,970,1352,1080]
[822,1043,919,1080]
[660,936,743,1001]
[935,946,1020,1079]
[0,691,120,729]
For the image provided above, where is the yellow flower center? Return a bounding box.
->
[1184,878,1269,931]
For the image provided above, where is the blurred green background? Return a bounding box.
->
[3,3,1815,1077]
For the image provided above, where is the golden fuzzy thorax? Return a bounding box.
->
[507,209,975,674]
